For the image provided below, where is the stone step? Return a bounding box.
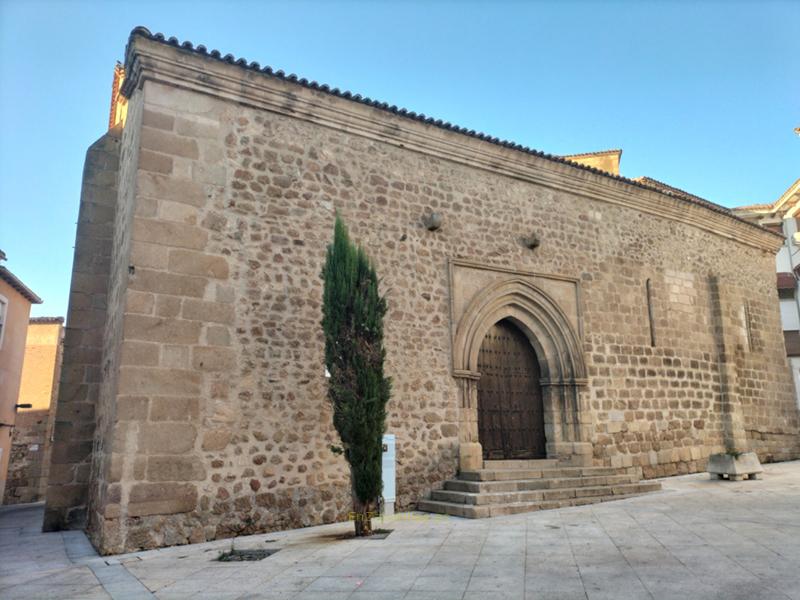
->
[459,466,620,482]
[444,473,639,494]
[418,499,491,518]
[419,488,662,519]
[483,459,558,470]
[431,482,661,506]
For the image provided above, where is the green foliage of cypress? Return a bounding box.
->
[321,215,391,535]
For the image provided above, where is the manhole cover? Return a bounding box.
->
[217,548,279,562]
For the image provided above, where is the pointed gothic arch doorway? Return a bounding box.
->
[477,319,546,459]
[449,268,591,471]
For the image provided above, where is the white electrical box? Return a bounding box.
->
[381,433,396,515]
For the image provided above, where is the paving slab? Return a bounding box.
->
[2,461,800,599]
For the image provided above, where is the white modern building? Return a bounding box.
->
[735,178,800,405]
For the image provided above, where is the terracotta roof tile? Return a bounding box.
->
[30,316,64,324]
[633,177,730,215]
[733,203,773,212]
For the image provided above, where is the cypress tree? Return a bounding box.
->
[321,215,391,536]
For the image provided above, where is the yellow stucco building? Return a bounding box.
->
[0,259,42,502]
[17,319,64,411]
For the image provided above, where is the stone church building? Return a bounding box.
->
[44,28,800,554]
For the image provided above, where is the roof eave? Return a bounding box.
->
[30,316,64,324]
[0,267,43,304]
[121,27,783,254]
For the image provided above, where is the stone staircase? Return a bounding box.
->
[418,459,662,518]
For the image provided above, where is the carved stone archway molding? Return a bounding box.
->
[448,259,592,470]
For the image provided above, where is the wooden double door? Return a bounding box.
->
[477,319,546,460]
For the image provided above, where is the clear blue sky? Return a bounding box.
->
[1,0,798,318]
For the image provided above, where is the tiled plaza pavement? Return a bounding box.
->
[2,461,800,600]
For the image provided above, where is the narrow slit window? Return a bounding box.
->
[744,302,754,351]
[646,279,656,347]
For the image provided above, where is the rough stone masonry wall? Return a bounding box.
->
[721,276,797,461]
[44,128,120,530]
[587,255,798,480]
[3,410,50,505]
[84,70,798,553]
[4,322,64,505]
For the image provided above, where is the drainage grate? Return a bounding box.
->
[217,548,280,562]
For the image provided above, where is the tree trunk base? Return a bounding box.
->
[354,516,373,537]
[352,498,375,537]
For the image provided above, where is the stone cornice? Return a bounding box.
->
[122,31,782,253]
[449,259,581,284]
